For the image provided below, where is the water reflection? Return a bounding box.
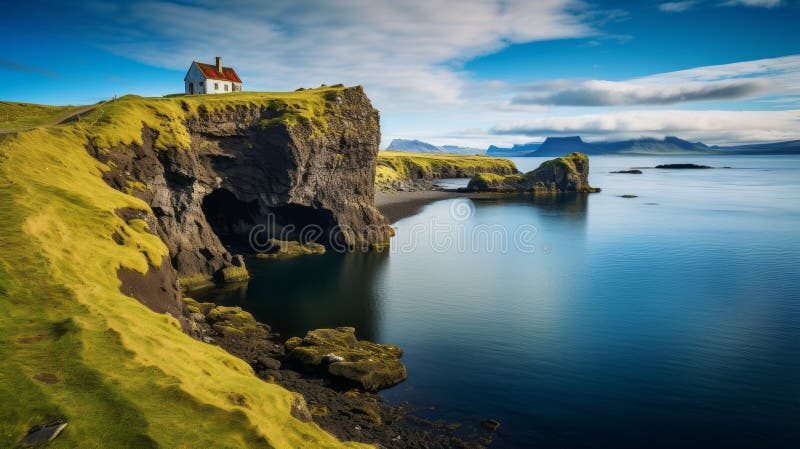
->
[192,193,591,342]
[193,250,389,341]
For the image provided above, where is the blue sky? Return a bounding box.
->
[2,0,799,146]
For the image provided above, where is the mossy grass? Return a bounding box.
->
[219,266,250,283]
[81,86,349,152]
[376,150,517,189]
[177,274,216,291]
[0,89,371,448]
[0,101,87,131]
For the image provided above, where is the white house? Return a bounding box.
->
[184,57,242,94]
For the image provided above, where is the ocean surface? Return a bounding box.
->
[195,155,800,448]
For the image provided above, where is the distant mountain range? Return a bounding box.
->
[532,136,711,156]
[486,142,540,157]
[386,139,482,155]
[392,136,800,157]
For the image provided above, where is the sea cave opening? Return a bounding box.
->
[268,203,341,248]
[202,189,342,253]
[201,189,260,252]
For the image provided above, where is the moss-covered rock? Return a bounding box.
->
[218,266,249,283]
[376,151,518,192]
[285,327,407,392]
[255,239,326,259]
[468,152,600,193]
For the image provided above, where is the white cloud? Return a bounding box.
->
[490,109,800,144]
[659,1,698,12]
[510,55,800,106]
[721,0,782,7]
[72,0,598,111]
[661,0,784,11]
[513,79,768,106]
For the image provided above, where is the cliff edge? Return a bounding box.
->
[87,87,391,288]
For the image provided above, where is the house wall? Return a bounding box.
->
[184,65,207,94]
[184,64,242,95]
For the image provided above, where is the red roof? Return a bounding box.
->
[194,62,242,83]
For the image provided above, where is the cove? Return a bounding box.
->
[194,155,800,449]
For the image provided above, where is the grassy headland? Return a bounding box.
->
[0,87,371,448]
[376,150,518,191]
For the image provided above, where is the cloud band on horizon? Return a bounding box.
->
[489,109,800,144]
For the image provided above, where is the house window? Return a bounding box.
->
[224,84,229,92]
[215,83,219,90]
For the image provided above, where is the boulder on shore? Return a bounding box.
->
[467,152,599,193]
[285,327,407,391]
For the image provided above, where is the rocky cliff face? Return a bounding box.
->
[90,87,391,284]
[468,152,599,193]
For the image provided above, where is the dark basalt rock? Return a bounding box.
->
[480,418,501,432]
[21,420,68,446]
[610,169,643,174]
[89,87,392,290]
[655,163,712,169]
[468,152,600,193]
[619,194,638,198]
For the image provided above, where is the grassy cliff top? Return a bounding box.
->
[0,87,371,448]
[2,85,356,148]
[84,86,357,151]
[376,150,518,189]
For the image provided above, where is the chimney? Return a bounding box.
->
[215,56,222,73]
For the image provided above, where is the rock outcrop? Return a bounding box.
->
[655,163,712,169]
[376,151,518,192]
[285,327,407,392]
[467,152,599,193]
[89,87,391,285]
[255,239,326,259]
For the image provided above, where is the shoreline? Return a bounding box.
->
[376,190,484,223]
[182,298,490,448]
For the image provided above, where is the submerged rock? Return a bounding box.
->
[480,418,501,432]
[610,169,643,174]
[655,163,711,169]
[285,327,407,391]
[619,194,638,198]
[467,152,599,193]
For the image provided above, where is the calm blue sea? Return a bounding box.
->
[196,155,800,448]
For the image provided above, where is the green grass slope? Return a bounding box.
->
[0,88,370,448]
[0,101,87,131]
